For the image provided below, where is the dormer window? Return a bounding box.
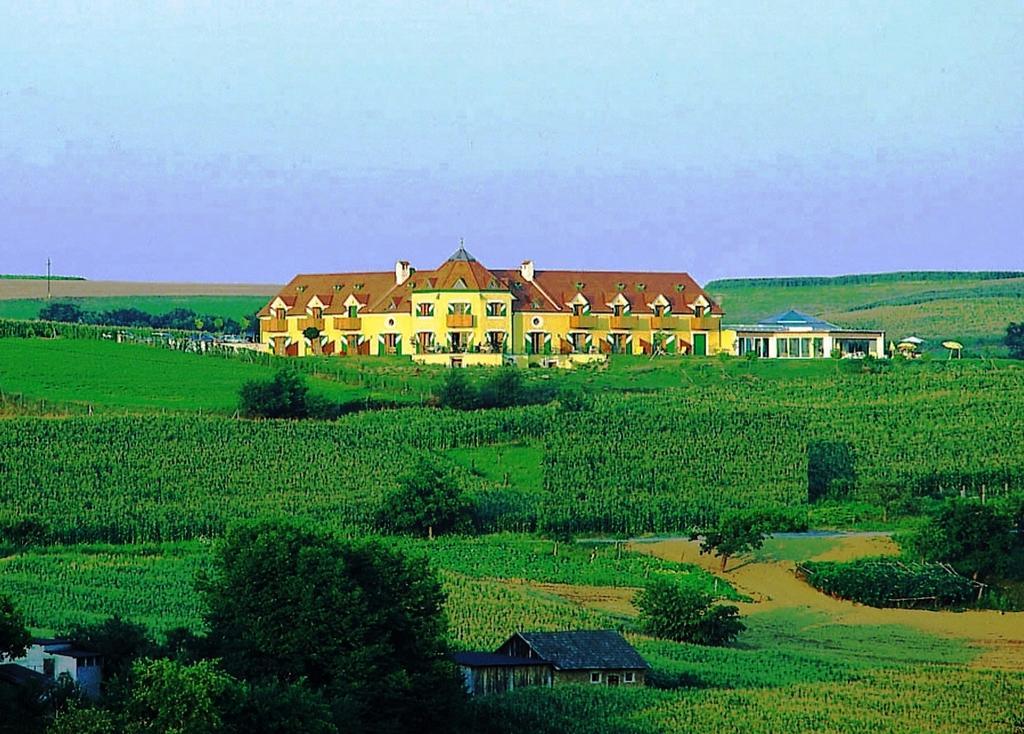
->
[615,282,625,291]
[333,284,343,291]
[572,304,586,316]
[636,283,646,292]
[613,304,625,316]
[311,307,323,319]
[348,305,359,318]
[674,283,686,292]
[275,308,287,319]
[296,285,307,293]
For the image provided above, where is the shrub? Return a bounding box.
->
[239,369,310,419]
[802,558,976,608]
[377,457,474,537]
[636,581,744,646]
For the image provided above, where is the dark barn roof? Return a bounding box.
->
[0,663,48,687]
[452,652,548,668]
[512,630,649,671]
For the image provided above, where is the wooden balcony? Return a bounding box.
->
[447,313,474,328]
[569,314,601,329]
[651,315,686,330]
[608,315,641,330]
[690,316,718,331]
[298,317,325,331]
[333,317,362,331]
[265,318,289,332]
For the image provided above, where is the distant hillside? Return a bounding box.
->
[708,271,1024,353]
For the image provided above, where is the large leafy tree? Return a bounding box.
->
[691,510,772,572]
[637,581,745,646]
[67,616,154,687]
[199,521,465,733]
[0,595,30,660]
[1006,322,1024,359]
[377,457,474,537]
[912,501,1015,580]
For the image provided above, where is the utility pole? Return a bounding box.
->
[46,258,52,300]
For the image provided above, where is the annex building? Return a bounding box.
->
[259,246,726,367]
[729,310,885,359]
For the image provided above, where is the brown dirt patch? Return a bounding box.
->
[631,538,1024,671]
[811,534,899,561]
[0,280,278,300]
[505,580,639,617]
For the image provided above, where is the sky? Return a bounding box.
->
[1,1,1022,284]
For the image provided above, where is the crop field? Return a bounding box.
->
[0,279,277,300]
[708,271,1024,352]
[0,294,271,322]
[4,534,1020,734]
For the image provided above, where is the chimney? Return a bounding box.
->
[520,260,535,282]
[395,260,412,285]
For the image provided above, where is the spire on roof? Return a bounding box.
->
[448,238,476,262]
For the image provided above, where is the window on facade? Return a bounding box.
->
[451,302,470,315]
[569,332,587,352]
[611,333,629,354]
[450,332,467,352]
[275,308,287,319]
[311,307,323,319]
[590,672,601,684]
[417,332,435,351]
[487,331,505,351]
[486,302,505,318]
[347,305,358,318]
[417,303,434,317]
[528,332,545,354]
[43,658,55,677]
[624,672,635,683]
[813,338,824,358]
[612,304,625,317]
[572,303,586,316]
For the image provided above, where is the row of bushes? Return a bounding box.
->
[39,302,253,335]
[800,558,976,608]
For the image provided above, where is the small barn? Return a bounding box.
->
[451,651,553,696]
[455,630,649,696]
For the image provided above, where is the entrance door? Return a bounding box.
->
[607,674,620,686]
[693,333,707,356]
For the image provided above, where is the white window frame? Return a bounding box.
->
[590,672,601,684]
[624,672,635,683]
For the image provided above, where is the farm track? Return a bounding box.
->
[0,280,279,300]
[631,536,1024,671]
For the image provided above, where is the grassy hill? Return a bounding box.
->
[707,271,1024,353]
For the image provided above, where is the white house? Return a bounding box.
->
[1,638,103,699]
[729,310,885,359]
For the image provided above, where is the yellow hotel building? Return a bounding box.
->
[258,246,726,367]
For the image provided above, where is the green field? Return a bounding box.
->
[0,295,270,322]
[0,339,371,413]
[708,271,1024,352]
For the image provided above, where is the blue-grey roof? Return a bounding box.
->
[452,651,548,668]
[758,309,840,330]
[448,244,476,262]
[509,630,649,671]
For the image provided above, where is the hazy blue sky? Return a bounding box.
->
[1,2,1022,283]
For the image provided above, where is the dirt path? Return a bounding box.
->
[630,536,1024,671]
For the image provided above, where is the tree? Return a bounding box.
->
[912,501,1015,580]
[67,617,154,687]
[48,704,120,734]
[123,659,242,734]
[38,302,84,324]
[199,521,465,733]
[477,368,523,408]
[433,369,477,410]
[690,510,771,571]
[239,369,310,419]
[232,680,338,734]
[0,595,30,660]
[377,458,474,537]
[636,581,745,646]
[1007,322,1024,359]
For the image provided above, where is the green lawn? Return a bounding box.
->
[0,338,364,413]
[0,295,270,322]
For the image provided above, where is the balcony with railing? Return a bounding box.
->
[608,315,641,330]
[650,315,687,330]
[265,318,289,332]
[569,314,601,329]
[298,317,325,331]
[690,316,718,330]
[447,313,474,328]
[333,317,362,331]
